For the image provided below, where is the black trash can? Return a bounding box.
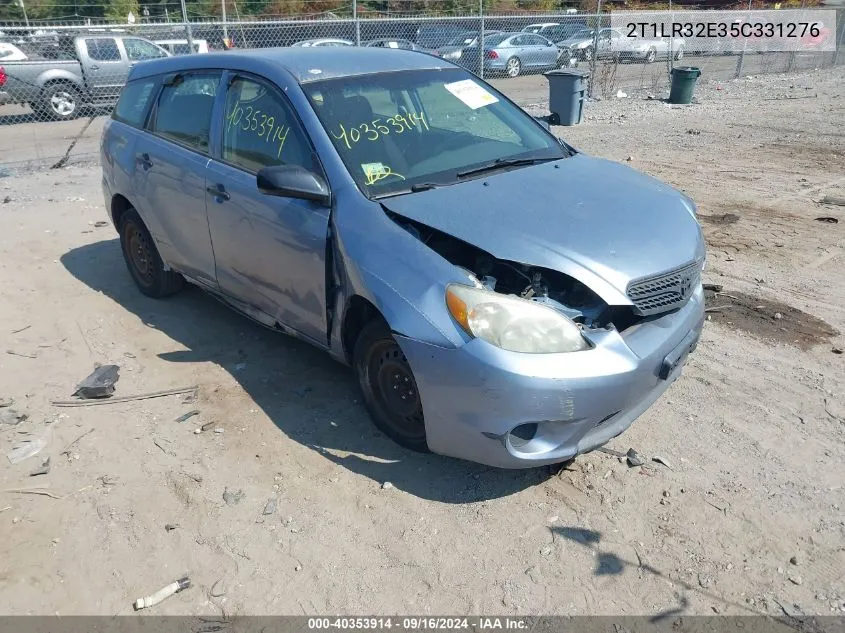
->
[669,66,701,104]
[545,69,589,126]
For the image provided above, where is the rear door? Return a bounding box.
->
[80,37,127,99]
[131,71,221,287]
[205,72,330,345]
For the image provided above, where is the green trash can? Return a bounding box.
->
[669,66,701,104]
[545,69,589,126]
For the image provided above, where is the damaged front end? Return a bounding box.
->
[388,211,649,335]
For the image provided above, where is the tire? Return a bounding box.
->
[644,48,657,64]
[581,46,593,61]
[505,56,522,77]
[674,46,684,61]
[118,208,184,298]
[353,320,428,453]
[39,82,81,121]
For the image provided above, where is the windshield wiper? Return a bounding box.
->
[456,157,558,179]
[409,182,441,192]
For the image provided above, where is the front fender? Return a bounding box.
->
[329,196,471,359]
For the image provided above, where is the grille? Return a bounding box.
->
[627,261,701,316]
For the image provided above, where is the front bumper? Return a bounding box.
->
[397,285,705,468]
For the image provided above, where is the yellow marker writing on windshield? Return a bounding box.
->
[332,110,429,151]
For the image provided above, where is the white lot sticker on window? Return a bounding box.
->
[387,41,398,48]
[443,79,499,110]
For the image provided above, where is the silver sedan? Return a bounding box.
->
[460,32,575,77]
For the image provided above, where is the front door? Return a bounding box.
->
[206,73,331,345]
[131,71,221,287]
[81,37,128,100]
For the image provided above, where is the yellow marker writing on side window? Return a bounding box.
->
[225,102,289,158]
[361,162,405,186]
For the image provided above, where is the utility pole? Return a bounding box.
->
[479,0,484,78]
[17,0,30,29]
[222,0,228,40]
[353,0,360,46]
[180,0,195,53]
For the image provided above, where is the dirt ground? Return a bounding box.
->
[0,66,844,619]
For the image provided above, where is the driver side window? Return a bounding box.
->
[222,76,316,174]
[124,38,167,61]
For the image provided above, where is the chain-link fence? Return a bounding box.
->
[1,8,843,166]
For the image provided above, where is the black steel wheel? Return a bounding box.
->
[353,320,428,452]
[118,208,184,298]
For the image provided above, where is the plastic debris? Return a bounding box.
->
[29,457,51,477]
[175,410,200,423]
[133,576,191,610]
[616,90,628,98]
[223,488,245,505]
[382,481,394,490]
[0,398,13,408]
[73,365,120,399]
[0,408,27,426]
[626,448,644,467]
[652,455,674,470]
[7,430,51,464]
[164,523,179,531]
[263,497,277,515]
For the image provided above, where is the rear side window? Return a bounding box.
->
[112,78,157,128]
[152,73,220,154]
[85,38,120,61]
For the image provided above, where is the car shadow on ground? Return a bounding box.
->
[61,238,553,503]
[551,526,779,620]
[0,111,35,126]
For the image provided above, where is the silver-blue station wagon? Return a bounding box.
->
[100,47,706,468]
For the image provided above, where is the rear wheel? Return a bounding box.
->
[505,56,522,77]
[118,208,184,298]
[353,320,428,453]
[38,82,81,121]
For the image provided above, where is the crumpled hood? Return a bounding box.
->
[380,153,704,306]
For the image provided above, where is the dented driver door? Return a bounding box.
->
[205,72,330,346]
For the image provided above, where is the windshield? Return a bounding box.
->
[304,68,566,198]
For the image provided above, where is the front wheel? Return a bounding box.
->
[38,82,81,121]
[582,46,593,61]
[118,209,184,298]
[353,320,428,453]
[674,46,684,61]
[505,56,522,77]
[644,47,657,63]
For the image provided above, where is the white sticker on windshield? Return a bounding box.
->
[443,79,499,110]
[387,41,398,48]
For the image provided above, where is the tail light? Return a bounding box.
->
[0,67,7,89]
[484,50,498,59]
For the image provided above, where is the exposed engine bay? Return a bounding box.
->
[391,213,645,332]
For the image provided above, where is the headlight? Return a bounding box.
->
[445,284,590,354]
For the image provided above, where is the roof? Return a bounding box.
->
[130,46,453,84]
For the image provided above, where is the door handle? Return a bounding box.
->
[90,64,100,70]
[206,184,230,201]
[136,153,153,170]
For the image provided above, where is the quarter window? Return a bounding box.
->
[85,38,120,61]
[153,73,220,153]
[222,76,315,174]
[113,78,157,127]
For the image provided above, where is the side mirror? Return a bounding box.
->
[257,165,330,206]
